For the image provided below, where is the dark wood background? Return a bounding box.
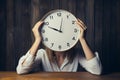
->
[0,0,120,74]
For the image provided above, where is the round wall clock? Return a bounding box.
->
[41,9,80,51]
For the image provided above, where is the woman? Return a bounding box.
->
[16,19,102,75]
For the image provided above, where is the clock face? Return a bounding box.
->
[41,10,80,51]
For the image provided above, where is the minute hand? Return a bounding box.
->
[59,18,63,31]
[48,26,62,33]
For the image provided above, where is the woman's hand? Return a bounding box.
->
[29,21,43,56]
[76,19,87,40]
[32,21,43,41]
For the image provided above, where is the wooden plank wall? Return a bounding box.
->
[0,0,6,71]
[0,0,120,74]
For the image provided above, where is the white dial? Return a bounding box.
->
[41,10,80,51]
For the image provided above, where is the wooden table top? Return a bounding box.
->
[0,71,120,80]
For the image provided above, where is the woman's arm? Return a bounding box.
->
[76,19,102,75]
[79,38,95,60]
[76,19,95,60]
[22,21,43,66]
[16,21,43,74]
[30,21,43,56]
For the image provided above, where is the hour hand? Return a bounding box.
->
[48,26,62,33]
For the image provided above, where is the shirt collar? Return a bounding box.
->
[60,57,69,70]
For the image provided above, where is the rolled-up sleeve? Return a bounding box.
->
[79,52,102,75]
[16,51,36,74]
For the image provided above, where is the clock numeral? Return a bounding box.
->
[72,21,75,24]
[50,43,54,48]
[42,29,45,33]
[50,16,53,19]
[44,37,48,41]
[57,12,61,17]
[67,14,70,19]
[67,15,69,19]
[74,28,78,33]
[58,45,62,50]
[72,37,76,40]
[44,22,49,25]
[67,43,70,47]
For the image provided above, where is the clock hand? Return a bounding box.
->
[59,18,63,32]
[48,26,62,33]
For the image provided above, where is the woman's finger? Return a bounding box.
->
[77,18,87,30]
[76,21,85,30]
[36,21,44,29]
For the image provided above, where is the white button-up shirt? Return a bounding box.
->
[16,49,102,75]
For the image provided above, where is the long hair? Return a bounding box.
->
[45,47,78,63]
